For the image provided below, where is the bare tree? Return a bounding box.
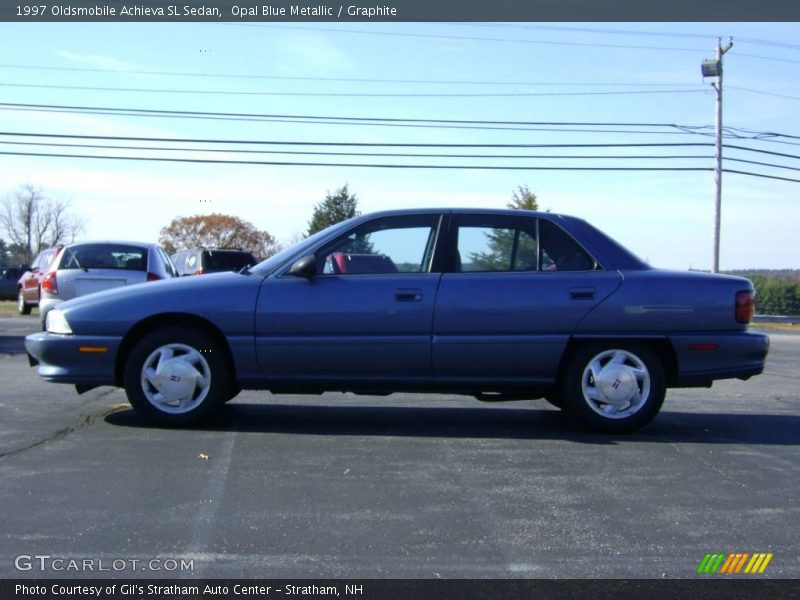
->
[0,185,86,263]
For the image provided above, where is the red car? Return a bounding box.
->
[17,246,62,315]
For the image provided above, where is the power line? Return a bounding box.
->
[471,24,800,52]
[0,101,686,128]
[724,169,800,183]
[0,149,716,171]
[0,131,716,148]
[0,106,692,134]
[6,101,799,143]
[0,140,714,160]
[725,157,800,172]
[725,144,800,160]
[731,52,800,65]
[465,23,718,41]
[7,131,799,159]
[235,24,709,53]
[0,63,709,88]
[735,37,800,51]
[0,82,709,99]
[728,86,800,102]
[5,148,798,182]
[4,139,796,172]
[727,126,800,141]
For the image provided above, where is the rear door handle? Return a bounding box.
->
[395,288,423,302]
[570,287,596,300]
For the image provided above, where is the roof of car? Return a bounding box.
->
[64,240,160,248]
[351,207,574,218]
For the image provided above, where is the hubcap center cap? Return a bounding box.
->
[155,359,198,400]
[597,366,637,404]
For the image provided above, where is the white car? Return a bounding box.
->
[38,241,178,325]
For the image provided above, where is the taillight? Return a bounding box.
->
[195,269,203,276]
[42,271,58,295]
[735,290,755,324]
[146,272,162,282]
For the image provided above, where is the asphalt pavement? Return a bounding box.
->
[0,312,798,579]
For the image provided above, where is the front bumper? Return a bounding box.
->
[25,332,121,386]
[669,330,770,386]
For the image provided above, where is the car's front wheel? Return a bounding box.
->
[561,342,665,433]
[123,327,230,426]
[18,288,31,315]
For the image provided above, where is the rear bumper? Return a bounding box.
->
[25,332,120,386]
[669,331,769,386]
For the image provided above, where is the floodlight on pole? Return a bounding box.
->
[701,37,733,274]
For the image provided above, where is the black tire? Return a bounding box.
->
[544,394,564,409]
[225,386,242,403]
[18,288,31,315]
[123,326,230,426]
[560,342,665,433]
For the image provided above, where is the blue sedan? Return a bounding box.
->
[25,209,769,432]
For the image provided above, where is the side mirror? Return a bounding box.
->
[286,254,317,279]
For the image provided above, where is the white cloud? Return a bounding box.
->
[273,33,354,74]
[54,50,138,72]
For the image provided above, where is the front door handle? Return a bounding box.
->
[570,287,596,300]
[395,288,423,302]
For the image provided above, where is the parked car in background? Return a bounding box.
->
[171,248,257,276]
[26,209,768,433]
[1,266,27,301]
[38,241,177,325]
[17,246,62,314]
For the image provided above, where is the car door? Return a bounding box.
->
[432,214,623,385]
[255,214,443,384]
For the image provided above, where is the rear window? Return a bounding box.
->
[60,244,148,271]
[203,251,256,271]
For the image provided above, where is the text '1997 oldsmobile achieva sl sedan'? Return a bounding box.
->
[25,209,769,433]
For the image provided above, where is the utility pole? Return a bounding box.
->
[702,37,733,273]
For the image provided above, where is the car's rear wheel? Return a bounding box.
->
[17,288,31,315]
[561,342,665,433]
[123,327,230,426]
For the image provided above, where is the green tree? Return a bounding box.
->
[508,185,539,211]
[469,186,541,270]
[307,185,359,236]
[751,275,800,315]
[0,238,8,268]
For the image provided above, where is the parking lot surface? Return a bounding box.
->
[1,313,798,578]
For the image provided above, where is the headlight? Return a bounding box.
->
[46,310,73,335]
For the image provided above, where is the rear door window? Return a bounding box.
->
[450,215,598,273]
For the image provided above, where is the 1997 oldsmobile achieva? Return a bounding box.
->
[25,209,769,432]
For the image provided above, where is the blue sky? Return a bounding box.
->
[0,21,798,269]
